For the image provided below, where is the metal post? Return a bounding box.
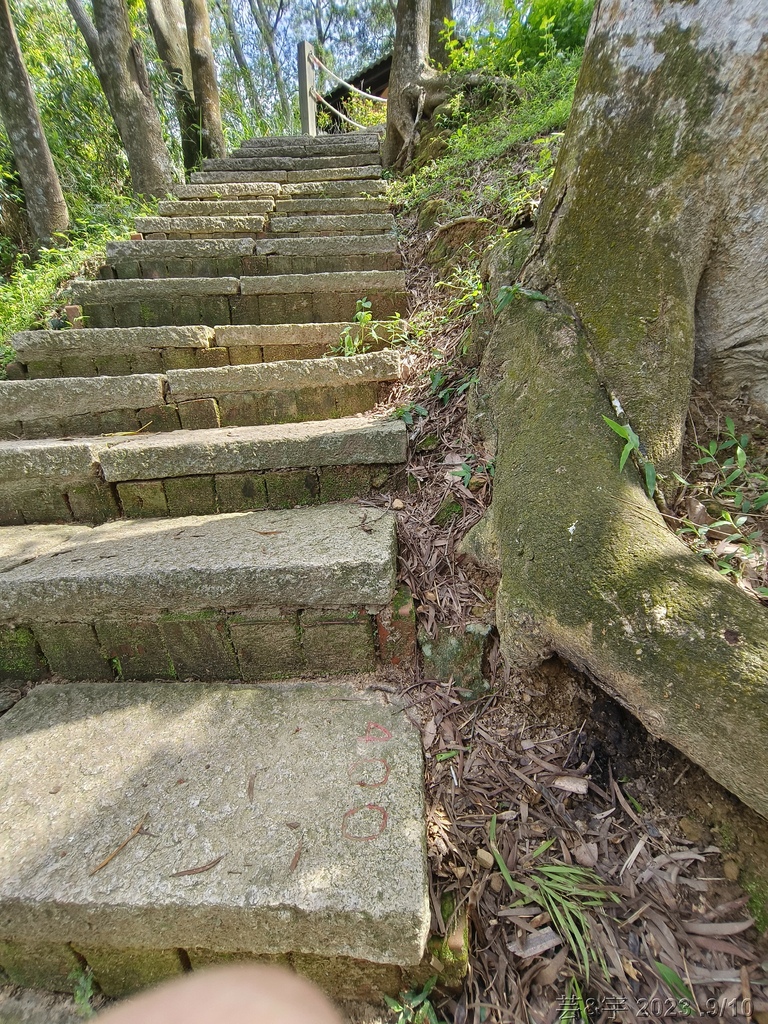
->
[297,41,317,136]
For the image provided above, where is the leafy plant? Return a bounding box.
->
[68,966,96,1019]
[495,281,551,312]
[331,298,408,357]
[395,402,429,426]
[692,417,768,515]
[384,976,440,1024]
[429,367,479,405]
[655,962,694,1015]
[489,815,619,982]
[602,416,656,498]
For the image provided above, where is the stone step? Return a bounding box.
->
[156,199,275,218]
[97,234,401,281]
[0,420,401,524]
[8,321,402,379]
[0,350,403,440]
[283,180,387,198]
[0,680,428,998]
[237,132,381,155]
[135,215,267,239]
[65,271,407,329]
[203,153,379,173]
[191,165,382,185]
[172,182,282,200]
[0,504,407,681]
[269,213,395,237]
[274,196,388,215]
[0,415,406,525]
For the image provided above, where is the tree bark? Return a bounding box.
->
[0,0,69,246]
[183,0,227,159]
[214,0,266,124]
[247,0,293,128]
[465,1,768,818]
[383,0,447,168]
[145,0,201,173]
[66,0,175,198]
[428,0,452,67]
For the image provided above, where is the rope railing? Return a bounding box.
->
[309,52,388,103]
[311,88,372,130]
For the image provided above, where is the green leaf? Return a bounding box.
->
[655,962,694,1011]
[737,446,747,469]
[602,415,630,440]
[619,440,634,472]
[436,750,458,761]
[644,461,656,497]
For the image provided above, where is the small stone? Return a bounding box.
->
[489,872,503,893]
[391,498,405,510]
[723,859,740,881]
[475,849,495,870]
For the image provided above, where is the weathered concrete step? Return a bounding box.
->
[0,504,408,682]
[156,199,275,217]
[191,165,382,185]
[8,321,402,379]
[0,681,428,998]
[135,215,267,239]
[283,179,387,198]
[274,196,388,214]
[269,213,395,236]
[0,416,406,525]
[172,182,282,200]
[0,350,402,440]
[65,272,407,329]
[203,154,379,172]
[97,233,401,281]
[237,132,381,154]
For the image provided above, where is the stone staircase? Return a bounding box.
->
[0,133,432,1004]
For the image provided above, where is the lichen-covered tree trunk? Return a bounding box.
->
[0,0,69,246]
[467,1,768,817]
[146,0,202,173]
[66,0,175,198]
[183,0,227,159]
[383,0,446,168]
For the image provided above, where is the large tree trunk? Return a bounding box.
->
[247,0,293,128]
[183,0,227,159]
[428,0,452,67]
[383,0,446,168]
[66,0,175,198]
[214,0,267,125]
[0,0,69,246]
[465,1,768,818]
[145,0,201,173]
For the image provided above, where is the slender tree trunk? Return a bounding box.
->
[383,0,446,168]
[248,0,292,127]
[183,0,227,159]
[145,0,201,172]
[0,0,69,246]
[428,0,452,67]
[215,0,266,123]
[466,0,768,818]
[66,0,175,198]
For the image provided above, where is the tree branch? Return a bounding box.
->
[65,0,99,56]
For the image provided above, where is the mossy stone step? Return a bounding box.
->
[0,681,428,998]
[0,504,404,681]
[274,197,388,214]
[65,272,407,329]
[236,133,381,155]
[156,199,275,218]
[135,215,267,239]
[0,415,406,525]
[203,153,379,172]
[172,182,282,200]
[0,350,402,440]
[8,321,400,380]
[191,166,382,185]
[268,213,395,236]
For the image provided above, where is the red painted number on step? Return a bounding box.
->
[341,804,388,841]
[347,758,391,788]
[359,721,392,743]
